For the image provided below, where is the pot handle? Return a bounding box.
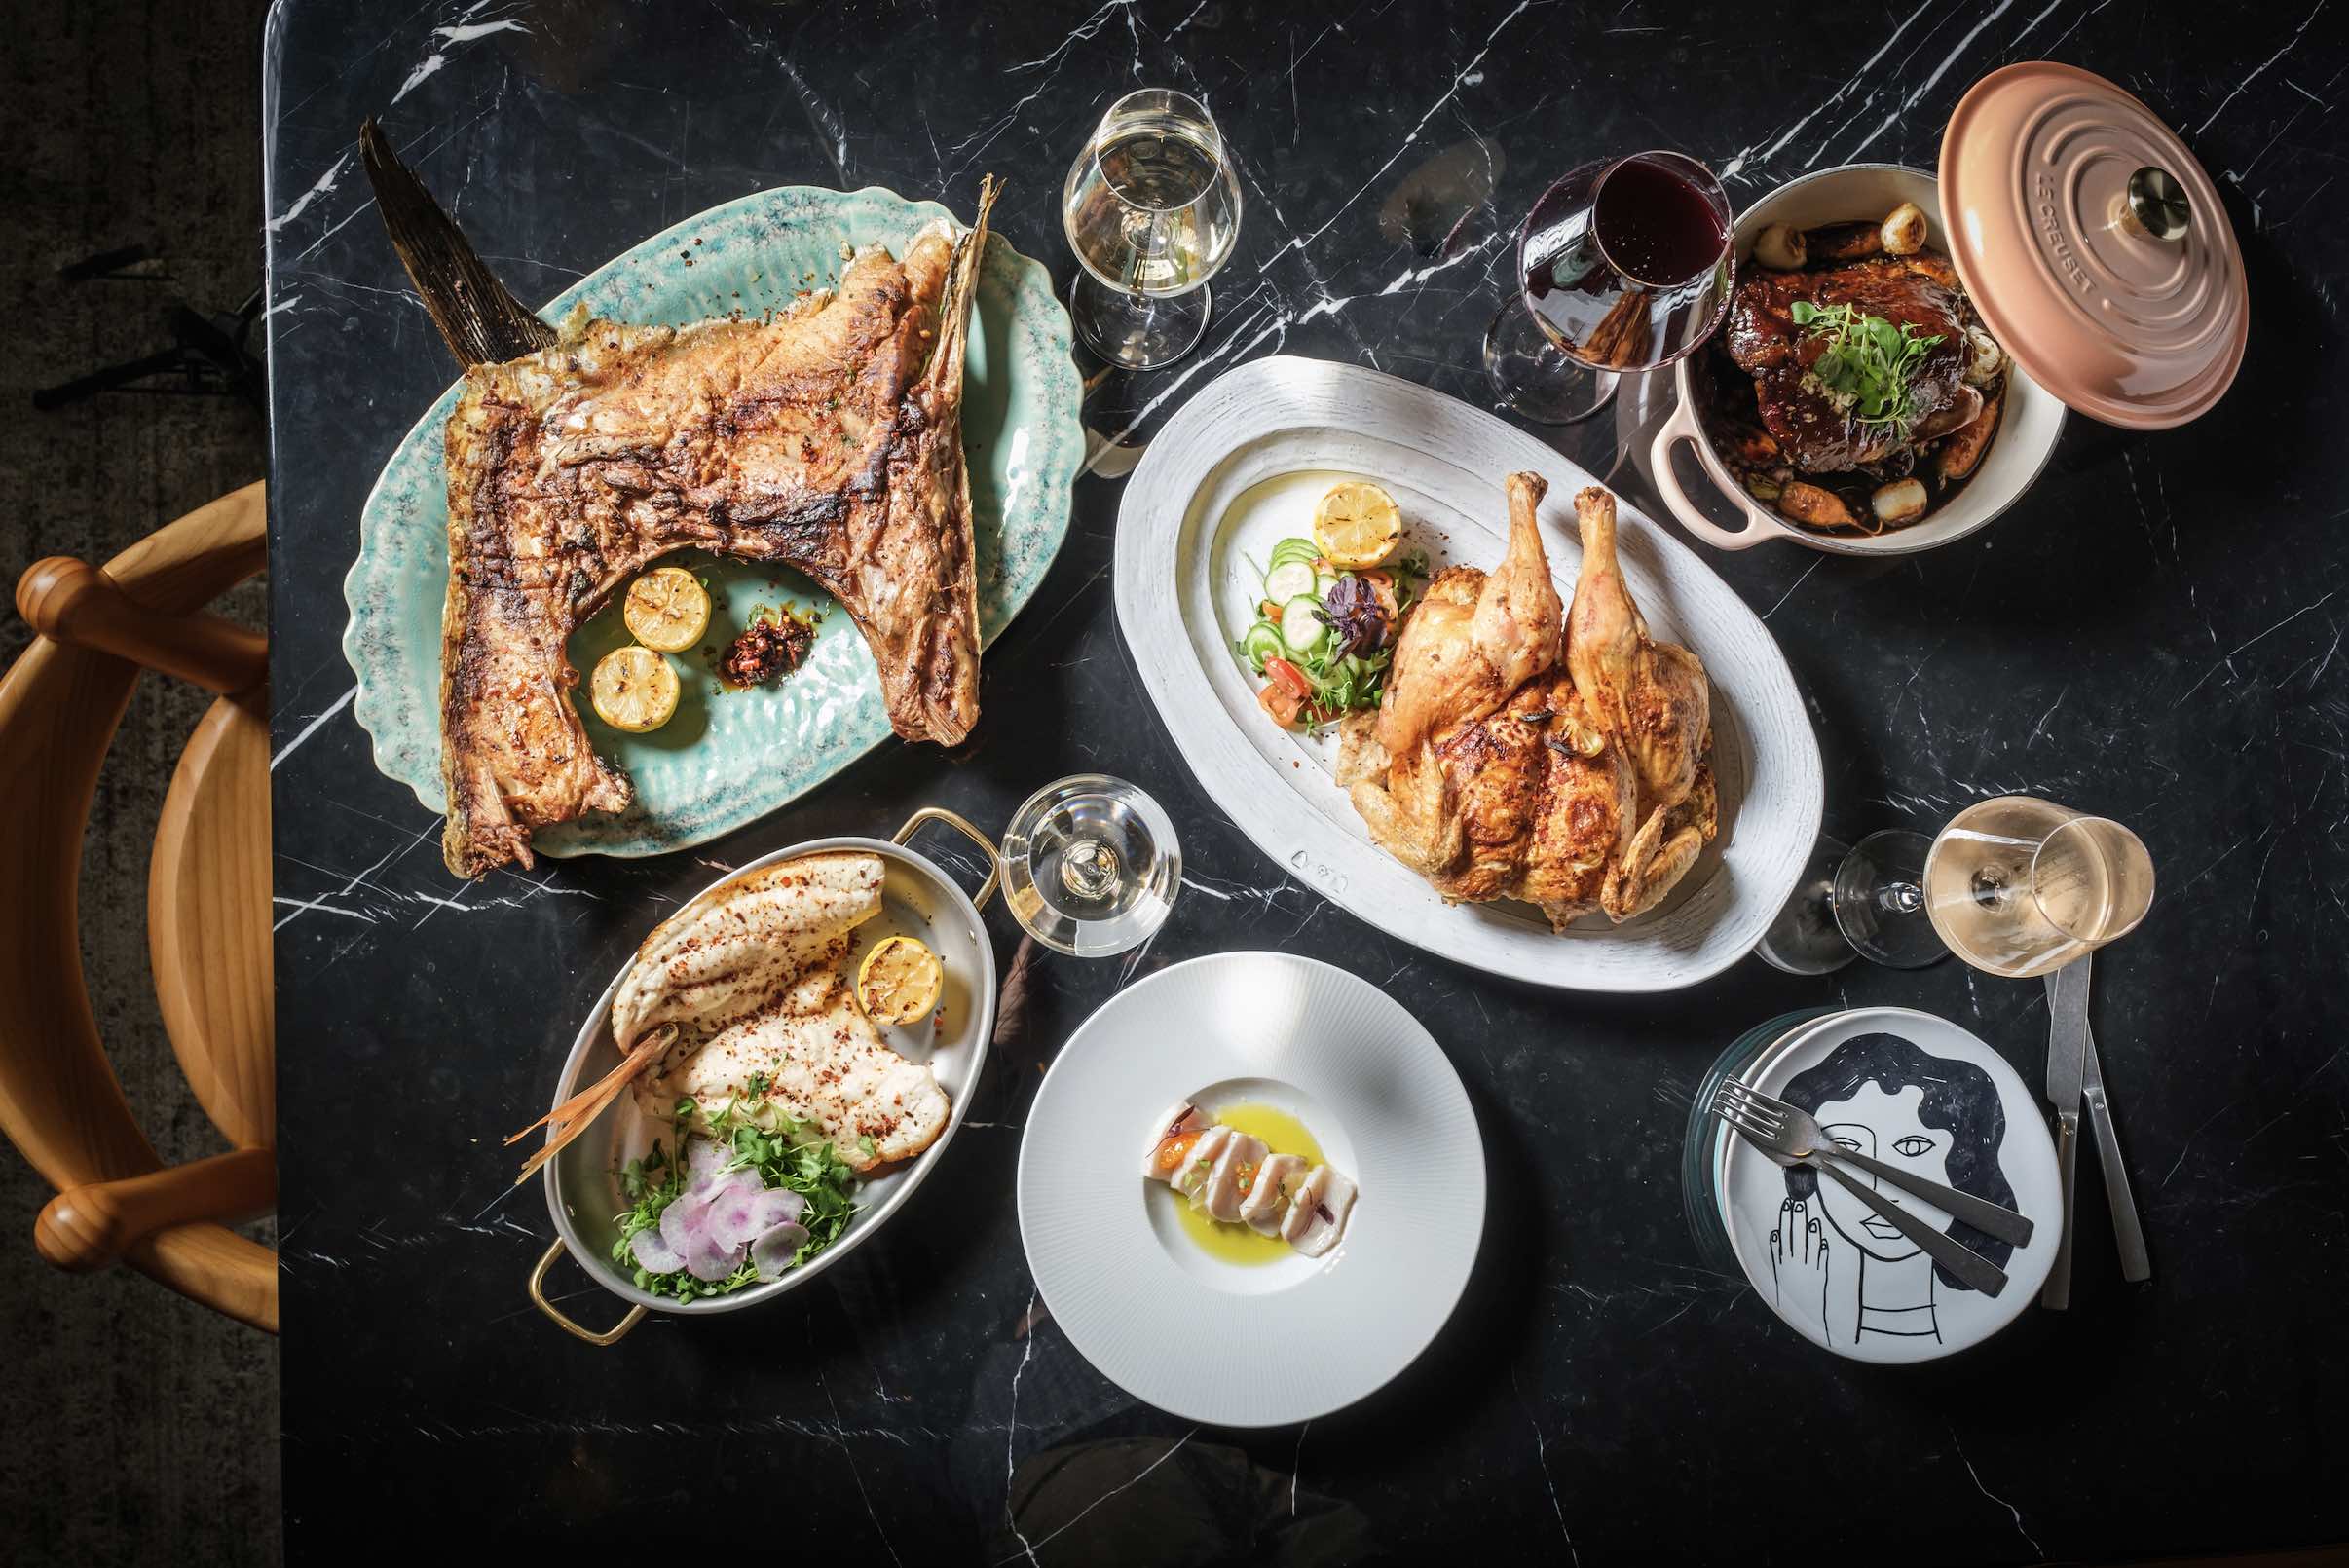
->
[529,1238,646,1346]
[1647,395,1787,552]
[894,806,1001,911]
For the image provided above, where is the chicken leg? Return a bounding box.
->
[1373,471,1563,757]
[1565,486,1709,812]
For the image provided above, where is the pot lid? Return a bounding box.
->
[1941,61,2246,429]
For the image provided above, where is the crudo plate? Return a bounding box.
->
[1113,355,1822,991]
[343,183,1083,859]
[1017,952,1483,1426]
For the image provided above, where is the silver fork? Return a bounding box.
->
[1710,1081,2013,1297]
[1715,1079,2036,1247]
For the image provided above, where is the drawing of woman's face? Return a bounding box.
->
[1809,1082,1954,1263]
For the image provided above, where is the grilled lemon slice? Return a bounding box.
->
[622,566,712,653]
[589,646,680,732]
[1313,480,1402,570]
[856,935,942,1026]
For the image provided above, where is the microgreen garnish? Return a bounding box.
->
[1790,299,1945,429]
[610,1099,859,1302]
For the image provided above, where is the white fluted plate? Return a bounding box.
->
[1017,952,1484,1426]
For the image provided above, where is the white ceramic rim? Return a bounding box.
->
[1650,162,2066,556]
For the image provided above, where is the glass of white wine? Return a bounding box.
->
[1062,88,1243,370]
[1923,797,2154,977]
[998,774,1180,957]
[1758,800,2153,977]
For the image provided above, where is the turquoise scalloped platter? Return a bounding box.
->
[342,185,1082,860]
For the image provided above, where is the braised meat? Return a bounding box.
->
[1724,254,1980,472]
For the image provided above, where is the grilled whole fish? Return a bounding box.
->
[369,123,998,877]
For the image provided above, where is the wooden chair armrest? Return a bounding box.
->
[17,556,265,694]
[34,1147,275,1274]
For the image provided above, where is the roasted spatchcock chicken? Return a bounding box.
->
[1338,474,1716,928]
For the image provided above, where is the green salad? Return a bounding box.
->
[1235,535,1426,733]
[612,1085,861,1301]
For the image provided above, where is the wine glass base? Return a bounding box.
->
[1483,296,1617,424]
[999,774,1181,957]
[1071,276,1212,370]
[1832,829,1950,970]
[1755,836,1859,975]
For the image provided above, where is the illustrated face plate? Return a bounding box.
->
[1719,1007,2060,1363]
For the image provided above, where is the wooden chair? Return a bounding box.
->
[0,482,277,1330]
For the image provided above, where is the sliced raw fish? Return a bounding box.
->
[749,1221,813,1280]
[1242,1153,1306,1235]
[1172,1126,1231,1204]
[1286,1166,1359,1258]
[1138,1101,1212,1180]
[1202,1133,1268,1223]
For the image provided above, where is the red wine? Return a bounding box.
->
[1591,156,1727,286]
[1516,153,1730,374]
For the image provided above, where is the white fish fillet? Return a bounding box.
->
[638,974,949,1173]
[611,851,882,1048]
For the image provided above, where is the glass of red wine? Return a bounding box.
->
[1484,150,1734,425]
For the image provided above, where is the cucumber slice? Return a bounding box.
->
[1279,595,1327,653]
[1268,537,1322,572]
[1263,560,1317,604]
[1316,572,1343,599]
[1241,621,1285,672]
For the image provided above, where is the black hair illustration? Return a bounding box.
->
[1777,1030,2016,1292]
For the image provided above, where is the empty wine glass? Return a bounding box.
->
[1484,150,1734,424]
[1759,800,2154,977]
[1062,89,1244,370]
[999,774,1180,957]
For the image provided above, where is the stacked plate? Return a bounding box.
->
[1684,1006,2062,1364]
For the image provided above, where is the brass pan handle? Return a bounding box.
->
[893,806,1000,911]
[528,1239,645,1347]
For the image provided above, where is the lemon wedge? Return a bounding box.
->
[622,566,712,653]
[856,935,943,1026]
[589,646,681,732]
[1313,481,1402,569]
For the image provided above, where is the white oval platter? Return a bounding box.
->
[1112,355,1823,992]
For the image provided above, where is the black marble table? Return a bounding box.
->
[262,1,2348,1559]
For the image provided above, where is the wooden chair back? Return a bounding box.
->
[0,482,277,1330]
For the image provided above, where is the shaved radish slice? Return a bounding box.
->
[658,1182,720,1256]
[749,1221,811,1280]
[682,1226,740,1281]
[685,1136,729,1186]
[628,1228,684,1275]
[705,1182,802,1251]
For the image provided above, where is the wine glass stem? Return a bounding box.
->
[1880,879,1924,915]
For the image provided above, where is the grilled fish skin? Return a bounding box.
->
[429,179,997,878]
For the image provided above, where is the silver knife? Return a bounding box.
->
[2077,998,2153,1283]
[2040,953,2091,1309]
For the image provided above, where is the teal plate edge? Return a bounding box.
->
[340,183,1081,861]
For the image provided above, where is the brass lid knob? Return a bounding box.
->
[2125,165,2190,242]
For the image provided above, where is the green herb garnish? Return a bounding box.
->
[610,1099,859,1302]
[1790,299,1945,429]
